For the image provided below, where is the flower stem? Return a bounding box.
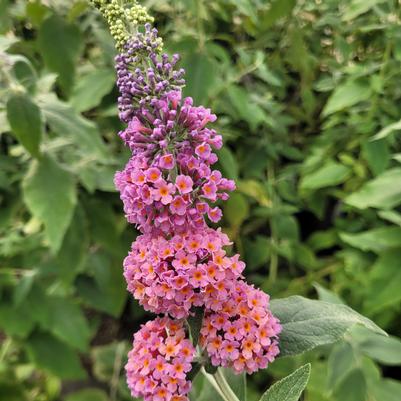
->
[201,367,228,401]
[214,368,241,401]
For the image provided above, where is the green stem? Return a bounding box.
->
[214,368,241,401]
[201,368,229,401]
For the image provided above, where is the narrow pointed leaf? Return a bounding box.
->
[6,93,43,157]
[259,364,311,401]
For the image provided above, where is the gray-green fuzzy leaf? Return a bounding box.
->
[259,364,311,401]
[271,296,386,357]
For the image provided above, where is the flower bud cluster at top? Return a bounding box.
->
[91,2,282,401]
[89,0,155,50]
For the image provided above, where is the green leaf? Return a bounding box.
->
[286,28,313,82]
[0,36,17,51]
[6,93,43,157]
[238,180,270,206]
[346,168,401,209]
[0,0,11,34]
[256,64,282,87]
[23,284,91,351]
[226,85,266,131]
[314,283,345,305]
[275,215,299,241]
[259,364,311,401]
[350,326,401,366]
[182,52,216,104]
[362,139,389,175]
[26,1,49,27]
[332,368,366,401]
[322,79,371,116]
[52,206,89,283]
[26,331,86,380]
[12,57,37,93]
[76,251,127,317]
[378,210,401,227]
[216,147,239,180]
[0,300,35,338]
[327,342,356,390]
[270,296,386,357]
[78,163,118,193]
[244,235,270,270]
[394,153,401,163]
[260,0,296,29]
[91,342,128,383]
[364,250,401,313]
[68,1,90,21]
[342,0,387,21]
[39,297,91,352]
[64,388,109,401]
[226,0,257,21]
[307,230,337,251]
[13,272,35,307]
[0,385,27,401]
[22,156,77,253]
[38,94,108,158]
[71,68,115,112]
[340,226,401,253]
[83,198,126,256]
[371,379,401,401]
[278,242,318,269]
[37,14,82,93]
[300,161,350,190]
[224,193,249,228]
[372,118,401,140]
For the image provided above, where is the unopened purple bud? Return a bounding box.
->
[159,139,168,148]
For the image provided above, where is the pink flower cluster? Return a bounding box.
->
[200,281,281,374]
[123,227,245,318]
[114,90,235,234]
[126,317,195,401]
[109,11,282,400]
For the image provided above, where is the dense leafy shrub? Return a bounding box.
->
[1,1,401,400]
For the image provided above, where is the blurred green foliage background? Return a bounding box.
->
[1,0,401,400]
